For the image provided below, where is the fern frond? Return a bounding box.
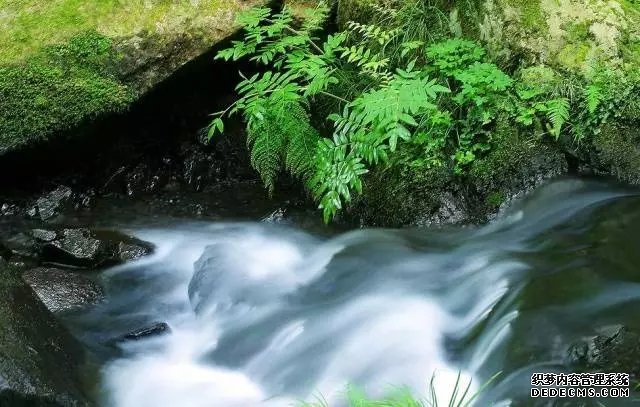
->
[247,114,287,194]
[585,84,603,115]
[546,97,570,139]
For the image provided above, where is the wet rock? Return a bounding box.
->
[33,186,74,221]
[261,208,288,224]
[125,163,168,197]
[2,233,40,261]
[40,229,153,268]
[566,325,640,381]
[0,261,91,405]
[118,322,171,342]
[0,203,20,217]
[43,229,103,268]
[416,192,470,227]
[23,267,104,313]
[31,229,57,243]
[181,143,216,191]
[116,241,150,262]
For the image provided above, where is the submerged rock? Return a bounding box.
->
[118,322,171,342]
[23,267,104,313]
[567,325,640,381]
[0,261,91,406]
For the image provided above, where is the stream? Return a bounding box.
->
[60,178,640,406]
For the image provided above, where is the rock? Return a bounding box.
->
[261,208,288,224]
[118,322,171,342]
[0,0,270,157]
[33,186,74,221]
[0,203,20,217]
[116,242,150,262]
[23,267,104,313]
[0,261,91,405]
[566,325,640,381]
[41,229,153,268]
[43,229,103,268]
[416,192,470,227]
[31,229,57,243]
[181,143,217,191]
[125,163,167,197]
[2,233,40,261]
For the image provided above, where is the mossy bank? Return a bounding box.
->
[0,0,267,155]
[334,0,640,226]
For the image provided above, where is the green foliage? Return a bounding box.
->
[545,98,570,139]
[247,98,319,194]
[0,31,134,153]
[426,39,486,76]
[212,2,630,223]
[299,371,501,407]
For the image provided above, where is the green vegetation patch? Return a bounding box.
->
[505,0,546,32]
[0,0,234,64]
[0,31,135,153]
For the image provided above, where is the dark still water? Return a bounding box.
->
[62,178,640,406]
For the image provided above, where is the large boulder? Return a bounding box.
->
[23,267,104,314]
[0,260,91,406]
[0,0,268,156]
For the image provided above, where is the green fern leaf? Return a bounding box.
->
[546,98,570,139]
[585,84,602,115]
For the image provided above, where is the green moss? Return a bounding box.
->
[486,191,505,207]
[565,21,591,42]
[336,0,383,29]
[0,0,236,64]
[518,65,561,93]
[0,31,135,153]
[355,163,453,227]
[505,0,545,32]
[555,42,591,71]
[469,117,566,216]
[593,122,640,184]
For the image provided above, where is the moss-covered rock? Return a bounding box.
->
[353,120,568,227]
[0,261,91,406]
[0,0,267,156]
[0,32,134,154]
[469,0,640,74]
[468,130,568,217]
[352,163,456,227]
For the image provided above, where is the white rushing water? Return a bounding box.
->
[99,223,491,407]
[76,179,637,407]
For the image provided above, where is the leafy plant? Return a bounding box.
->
[210,2,452,221]
[298,371,502,407]
[208,2,587,222]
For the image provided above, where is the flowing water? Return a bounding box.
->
[63,178,640,406]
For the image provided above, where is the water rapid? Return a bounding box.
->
[64,179,640,406]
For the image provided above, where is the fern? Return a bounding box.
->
[546,98,570,139]
[585,84,603,115]
[247,98,320,193]
[311,68,449,221]
[208,3,540,223]
[426,39,486,76]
